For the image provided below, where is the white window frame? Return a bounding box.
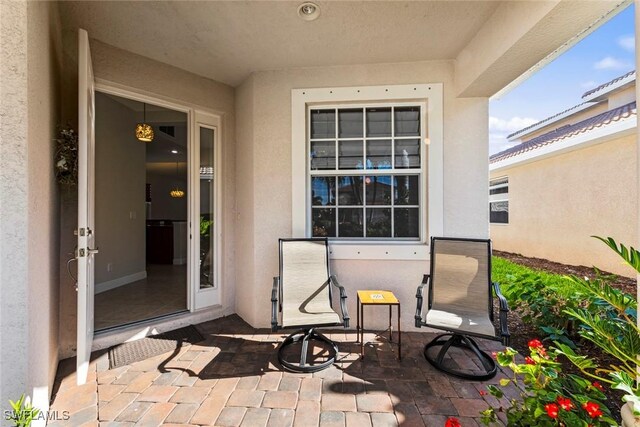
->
[292,84,444,260]
[489,176,509,225]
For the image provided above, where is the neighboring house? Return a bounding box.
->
[0,0,634,419]
[490,71,638,278]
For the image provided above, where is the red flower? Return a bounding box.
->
[528,339,544,349]
[491,351,497,359]
[545,403,559,419]
[525,356,536,365]
[592,381,604,391]
[479,390,487,396]
[582,402,603,418]
[445,417,461,427]
[556,396,574,411]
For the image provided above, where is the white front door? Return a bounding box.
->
[76,28,96,385]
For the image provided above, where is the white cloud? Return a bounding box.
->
[580,80,597,89]
[618,35,635,52]
[489,116,538,133]
[593,56,629,70]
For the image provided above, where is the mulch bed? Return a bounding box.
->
[494,250,637,422]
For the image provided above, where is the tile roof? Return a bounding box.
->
[582,70,635,99]
[490,101,636,164]
[506,102,593,140]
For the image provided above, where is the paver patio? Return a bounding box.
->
[48,315,513,426]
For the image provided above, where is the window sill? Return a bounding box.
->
[328,242,429,260]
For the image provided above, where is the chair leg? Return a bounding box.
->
[278,328,338,373]
[424,333,497,381]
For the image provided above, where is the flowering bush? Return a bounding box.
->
[555,236,639,417]
[445,417,461,427]
[480,340,615,426]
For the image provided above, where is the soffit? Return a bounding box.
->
[59,1,501,87]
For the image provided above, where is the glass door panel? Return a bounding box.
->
[199,127,215,289]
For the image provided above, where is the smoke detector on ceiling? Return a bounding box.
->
[298,2,320,21]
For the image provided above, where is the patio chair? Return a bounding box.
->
[415,237,510,380]
[271,238,350,372]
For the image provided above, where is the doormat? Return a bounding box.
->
[108,325,204,369]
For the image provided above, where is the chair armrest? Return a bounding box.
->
[493,282,510,345]
[271,276,280,332]
[415,274,430,328]
[329,275,350,328]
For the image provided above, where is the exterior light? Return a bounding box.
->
[298,2,320,21]
[171,150,178,154]
[136,103,154,142]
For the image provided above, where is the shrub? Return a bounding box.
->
[480,341,615,426]
[555,236,639,417]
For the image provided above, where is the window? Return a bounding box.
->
[489,177,508,224]
[309,105,423,240]
[292,84,443,259]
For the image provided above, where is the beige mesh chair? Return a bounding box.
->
[271,238,349,372]
[415,237,509,380]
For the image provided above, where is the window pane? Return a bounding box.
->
[365,176,392,205]
[395,139,420,168]
[338,109,363,138]
[338,208,363,237]
[199,127,215,289]
[338,140,363,170]
[310,141,336,170]
[366,208,391,237]
[366,107,391,137]
[394,175,419,205]
[312,208,336,237]
[394,106,420,136]
[394,208,419,238]
[366,140,392,169]
[338,176,363,206]
[310,109,335,139]
[490,201,509,224]
[311,177,335,206]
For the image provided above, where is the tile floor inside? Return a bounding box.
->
[49,315,513,427]
[94,264,188,331]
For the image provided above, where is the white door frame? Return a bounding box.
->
[92,80,223,315]
[192,112,222,309]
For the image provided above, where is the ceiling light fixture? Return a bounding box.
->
[135,103,154,142]
[170,161,185,198]
[171,149,178,154]
[298,2,320,21]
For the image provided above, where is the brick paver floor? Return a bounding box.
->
[48,315,511,426]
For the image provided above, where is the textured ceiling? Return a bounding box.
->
[60,1,501,87]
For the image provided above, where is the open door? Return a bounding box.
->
[77,28,96,385]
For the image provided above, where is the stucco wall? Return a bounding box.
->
[235,62,489,330]
[490,133,637,278]
[58,35,237,357]
[1,0,62,416]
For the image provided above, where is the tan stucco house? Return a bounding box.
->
[1,0,638,420]
[490,71,638,277]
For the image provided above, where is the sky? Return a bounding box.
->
[489,4,636,155]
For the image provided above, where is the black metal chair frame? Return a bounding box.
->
[415,237,510,381]
[271,238,350,373]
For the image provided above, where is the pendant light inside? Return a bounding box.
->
[136,103,154,142]
[170,161,185,198]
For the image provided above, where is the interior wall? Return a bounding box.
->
[0,0,62,417]
[490,133,638,278]
[94,93,146,287]
[58,34,236,357]
[235,61,489,330]
[146,162,188,221]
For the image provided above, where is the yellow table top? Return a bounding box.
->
[357,290,399,304]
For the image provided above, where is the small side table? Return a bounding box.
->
[356,290,401,360]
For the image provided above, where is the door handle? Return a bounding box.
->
[87,247,99,255]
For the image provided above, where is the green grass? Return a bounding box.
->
[492,256,577,299]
